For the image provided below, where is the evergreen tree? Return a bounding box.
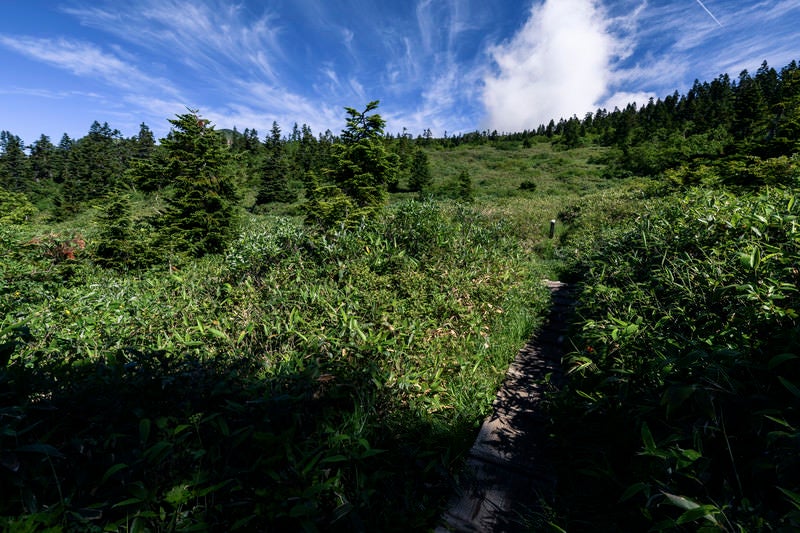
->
[94,189,135,269]
[773,61,800,154]
[457,169,473,203]
[256,121,295,204]
[295,123,318,174]
[560,116,582,148]
[129,145,171,192]
[60,121,125,210]
[27,134,58,203]
[159,110,239,257]
[0,131,28,193]
[55,133,73,184]
[733,70,769,143]
[392,129,413,192]
[132,122,156,160]
[408,148,432,194]
[309,100,398,225]
[29,135,56,183]
[0,187,37,224]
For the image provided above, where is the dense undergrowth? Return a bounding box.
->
[550,184,800,531]
[3,56,800,529]
[0,200,550,531]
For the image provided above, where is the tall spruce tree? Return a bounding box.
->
[160,110,238,257]
[256,121,295,204]
[27,134,57,202]
[0,131,28,193]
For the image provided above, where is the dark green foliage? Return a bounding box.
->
[26,134,58,204]
[306,101,398,226]
[587,59,800,179]
[93,190,135,270]
[407,148,432,194]
[128,145,171,192]
[1,200,546,531]
[256,121,296,204]
[0,131,28,193]
[58,121,127,215]
[131,122,156,160]
[159,110,239,257]
[303,171,354,228]
[457,169,473,202]
[555,116,582,149]
[295,123,320,174]
[550,186,800,530]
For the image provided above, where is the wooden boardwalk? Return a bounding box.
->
[437,281,575,532]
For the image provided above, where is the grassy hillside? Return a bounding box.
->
[2,126,798,531]
[0,138,623,531]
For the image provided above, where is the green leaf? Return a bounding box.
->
[112,497,144,509]
[778,486,800,511]
[143,441,173,464]
[165,484,191,506]
[662,491,700,511]
[778,376,800,398]
[641,422,656,451]
[763,414,795,430]
[139,418,151,445]
[619,482,649,502]
[101,463,128,484]
[127,481,150,500]
[207,327,229,340]
[320,454,348,464]
[16,443,64,457]
[768,353,798,369]
[676,505,720,525]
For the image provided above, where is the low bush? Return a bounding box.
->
[549,186,800,531]
[1,199,549,530]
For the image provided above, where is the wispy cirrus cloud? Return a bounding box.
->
[0,34,178,94]
[62,1,284,82]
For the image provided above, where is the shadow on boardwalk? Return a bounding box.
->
[438,280,576,532]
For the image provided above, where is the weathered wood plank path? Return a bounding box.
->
[437,280,575,532]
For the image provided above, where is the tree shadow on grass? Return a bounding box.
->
[0,346,472,531]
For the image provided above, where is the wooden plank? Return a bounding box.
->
[438,281,576,532]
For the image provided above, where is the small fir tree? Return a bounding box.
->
[457,169,473,203]
[306,101,398,226]
[408,148,432,195]
[94,189,134,269]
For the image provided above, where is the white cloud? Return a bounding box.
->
[0,35,177,94]
[64,1,284,82]
[601,91,654,112]
[482,0,621,132]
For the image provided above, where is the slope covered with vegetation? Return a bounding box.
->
[1,59,799,530]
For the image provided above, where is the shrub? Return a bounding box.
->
[550,186,800,530]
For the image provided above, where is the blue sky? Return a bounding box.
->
[1,0,798,145]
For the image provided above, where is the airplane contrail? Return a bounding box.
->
[695,0,723,27]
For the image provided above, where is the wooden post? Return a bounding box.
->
[549,219,556,239]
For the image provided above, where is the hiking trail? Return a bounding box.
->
[437,280,576,532]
